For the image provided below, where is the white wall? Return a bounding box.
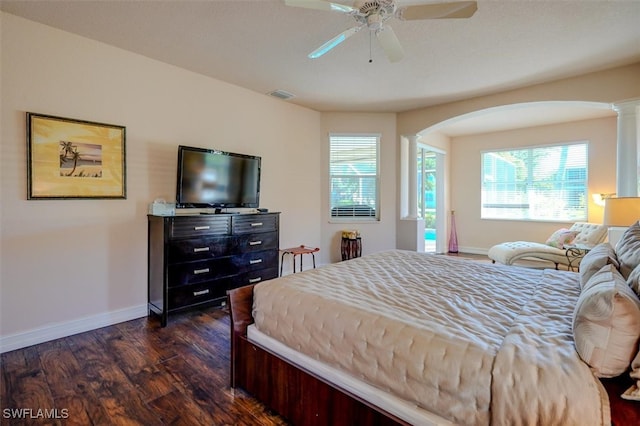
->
[0,13,322,350]
[398,63,640,136]
[450,116,617,253]
[320,113,397,264]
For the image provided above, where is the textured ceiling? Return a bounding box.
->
[2,0,639,118]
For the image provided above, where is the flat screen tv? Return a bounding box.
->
[176,145,261,209]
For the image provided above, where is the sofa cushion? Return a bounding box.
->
[569,222,608,246]
[573,264,640,377]
[616,221,640,279]
[579,243,619,288]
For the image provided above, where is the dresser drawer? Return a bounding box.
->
[168,235,233,262]
[232,250,279,274]
[233,266,279,287]
[148,212,279,327]
[234,231,278,253]
[168,280,229,310]
[170,216,231,239]
[168,257,235,287]
[232,214,278,234]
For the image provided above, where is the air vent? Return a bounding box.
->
[268,89,296,100]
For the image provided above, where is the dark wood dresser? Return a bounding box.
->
[147,212,279,326]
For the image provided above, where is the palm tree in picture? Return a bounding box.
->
[59,141,75,164]
[67,147,81,176]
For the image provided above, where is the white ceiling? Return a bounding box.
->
[1,0,638,133]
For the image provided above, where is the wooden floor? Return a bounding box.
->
[1,306,289,425]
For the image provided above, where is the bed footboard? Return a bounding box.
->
[228,284,255,388]
[227,285,407,426]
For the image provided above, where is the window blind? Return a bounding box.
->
[329,134,379,220]
[481,142,588,221]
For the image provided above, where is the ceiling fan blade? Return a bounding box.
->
[398,1,477,20]
[376,25,404,63]
[284,0,355,13]
[308,25,363,59]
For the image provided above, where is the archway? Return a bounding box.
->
[398,101,618,253]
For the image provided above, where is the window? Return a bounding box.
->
[481,142,588,221]
[418,148,437,220]
[329,134,379,220]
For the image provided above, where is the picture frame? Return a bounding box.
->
[27,112,126,199]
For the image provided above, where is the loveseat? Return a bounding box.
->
[488,222,608,269]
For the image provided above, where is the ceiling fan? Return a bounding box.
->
[284,0,477,62]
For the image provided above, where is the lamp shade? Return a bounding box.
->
[603,197,640,227]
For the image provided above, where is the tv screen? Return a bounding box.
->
[176,145,261,208]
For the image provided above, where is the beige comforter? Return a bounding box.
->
[252,250,609,425]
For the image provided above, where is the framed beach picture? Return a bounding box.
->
[27,112,126,199]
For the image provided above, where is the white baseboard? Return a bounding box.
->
[456,246,489,255]
[0,304,148,354]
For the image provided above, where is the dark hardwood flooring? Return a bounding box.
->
[1,306,289,425]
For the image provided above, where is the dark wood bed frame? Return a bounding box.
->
[228,285,640,426]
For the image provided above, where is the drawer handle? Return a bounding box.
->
[250,222,263,227]
[193,247,210,253]
[193,289,210,296]
[194,226,210,230]
[249,241,262,246]
[249,277,262,284]
[193,268,210,274]
[249,259,263,265]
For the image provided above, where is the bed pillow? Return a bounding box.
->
[573,264,640,378]
[616,220,640,279]
[579,243,619,288]
[545,228,578,248]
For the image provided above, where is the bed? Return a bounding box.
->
[229,246,640,425]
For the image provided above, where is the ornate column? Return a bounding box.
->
[407,134,419,219]
[612,99,640,197]
[397,135,424,252]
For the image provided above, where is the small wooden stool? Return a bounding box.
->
[280,245,319,276]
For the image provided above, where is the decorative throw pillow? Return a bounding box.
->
[545,228,579,248]
[579,243,619,288]
[626,344,640,401]
[616,221,640,279]
[573,264,640,378]
[628,264,640,298]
